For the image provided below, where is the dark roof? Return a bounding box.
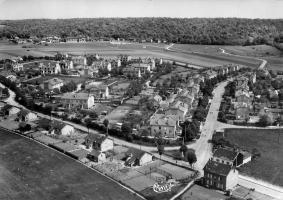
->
[213,148,238,161]
[89,149,101,157]
[204,160,233,176]
[85,133,107,144]
[125,148,149,165]
[18,109,30,117]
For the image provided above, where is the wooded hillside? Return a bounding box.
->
[1,18,283,45]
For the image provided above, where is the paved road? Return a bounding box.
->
[194,80,229,172]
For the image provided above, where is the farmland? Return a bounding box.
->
[0,129,142,200]
[224,128,283,187]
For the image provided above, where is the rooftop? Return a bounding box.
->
[213,148,238,161]
[204,160,233,176]
[56,93,92,100]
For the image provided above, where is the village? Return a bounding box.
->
[0,49,282,200]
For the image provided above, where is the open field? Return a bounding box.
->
[263,57,283,71]
[225,128,283,187]
[25,75,89,84]
[179,184,227,200]
[223,45,283,57]
[0,129,142,200]
[0,40,263,68]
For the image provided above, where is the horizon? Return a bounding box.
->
[0,0,283,20]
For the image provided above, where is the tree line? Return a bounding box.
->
[1,18,283,45]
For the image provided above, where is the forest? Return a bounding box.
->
[1,18,283,45]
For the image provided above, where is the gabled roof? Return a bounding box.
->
[125,148,149,165]
[204,160,233,176]
[213,148,238,161]
[85,133,108,144]
[150,114,176,126]
[18,109,30,117]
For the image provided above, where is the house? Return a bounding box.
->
[39,61,61,74]
[149,114,178,138]
[0,70,17,82]
[123,63,150,77]
[202,69,218,80]
[65,37,86,43]
[119,55,132,63]
[43,78,64,91]
[84,134,113,152]
[72,56,87,66]
[239,150,252,166]
[125,148,153,167]
[2,105,21,116]
[212,148,243,167]
[59,60,73,70]
[18,109,38,122]
[235,90,251,104]
[87,150,106,162]
[54,93,95,109]
[85,81,110,99]
[164,107,186,122]
[50,122,75,136]
[235,105,250,121]
[203,160,238,191]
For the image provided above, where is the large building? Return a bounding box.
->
[122,63,150,77]
[203,160,238,191]
[54,93,95,109]
[149,114,180,138]
[39,61,61,75]
[72,56,87,66]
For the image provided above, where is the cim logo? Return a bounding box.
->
[153,181,176,193]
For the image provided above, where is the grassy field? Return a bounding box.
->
[0,40,262,68]
[0,129,142,200]
[225,128,283,187]
[179,184,227,200]
[25,75,89,84]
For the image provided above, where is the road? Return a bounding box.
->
[194,80,229,172]
[219,48,267,70]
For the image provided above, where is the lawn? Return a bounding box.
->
[224,128,283,187]
[0,129,142,200]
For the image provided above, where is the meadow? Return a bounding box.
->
[225,128,283,187]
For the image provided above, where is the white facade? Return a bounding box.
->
[100,138,114,152]
[61,125,75,136]
[226,169,239,190]
[139,153,153,166]
[40,62,61,74]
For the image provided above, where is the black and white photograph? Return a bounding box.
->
[0,0,283,200]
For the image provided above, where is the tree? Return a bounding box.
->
[179,144,188,157]
[185,149,197,168]
[157,143,164,161]
[103,118,109,136]
[121,122,132,137]
[258,113,274,127]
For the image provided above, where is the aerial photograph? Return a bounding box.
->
[0,0,283,199]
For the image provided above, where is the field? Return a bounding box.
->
[25,75,89,84]
[0,40,263,68]
[225,128,283,187]
[179,184,227,200]
[172,43,283,71]
[0,129,142,200]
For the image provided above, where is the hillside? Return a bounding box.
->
[0,18,283,45]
